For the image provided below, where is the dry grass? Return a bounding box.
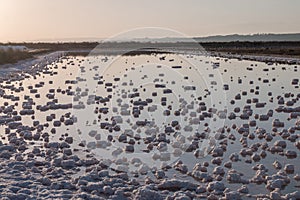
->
[0,48,32,65]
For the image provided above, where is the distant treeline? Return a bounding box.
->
[201,41,300,57]
[1,41,300,51]
[0,42,99,51]
[1,41,300,65]
[200,41,300,49]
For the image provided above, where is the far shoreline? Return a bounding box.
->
[1,41,300,80]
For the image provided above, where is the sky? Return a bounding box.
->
[0,0,300,42]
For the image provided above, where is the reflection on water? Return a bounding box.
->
[0,53,299,196]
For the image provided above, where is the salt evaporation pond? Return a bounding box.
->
[0,51,299,199]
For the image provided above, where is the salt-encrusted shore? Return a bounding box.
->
[0,49,299,199]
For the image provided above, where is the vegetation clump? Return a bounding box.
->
[0,48,32,65]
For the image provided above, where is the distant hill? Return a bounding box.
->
[2,33,300,44]
[123,33,300,43]
[193,33,300,42]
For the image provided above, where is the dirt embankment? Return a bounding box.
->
[201,41,300,58]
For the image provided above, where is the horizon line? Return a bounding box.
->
[1,32,300,44]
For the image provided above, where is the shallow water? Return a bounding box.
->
[0,52,299,197]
